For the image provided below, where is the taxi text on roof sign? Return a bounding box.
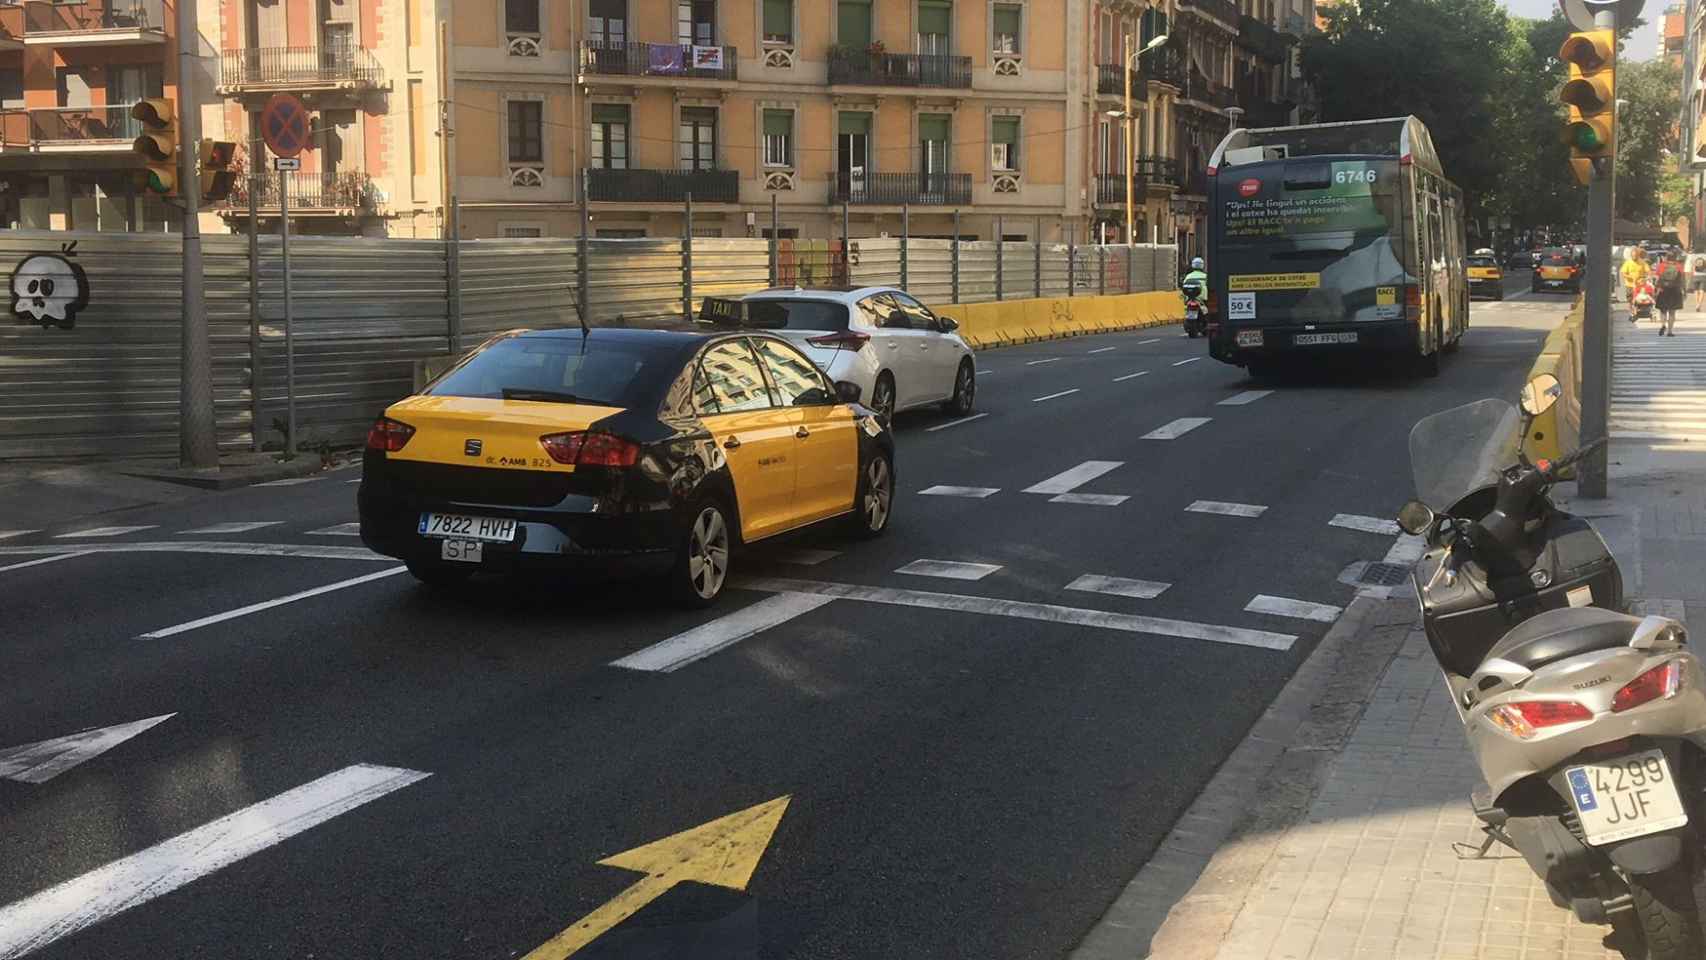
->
[1228,273,1322,291]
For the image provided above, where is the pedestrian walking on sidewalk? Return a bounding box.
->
[1655,250,1684,335]
[1692,252,1706,312]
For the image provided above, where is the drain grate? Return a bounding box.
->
[1358,562,1412,586]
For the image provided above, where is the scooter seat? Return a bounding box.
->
[1481,606,1640,672]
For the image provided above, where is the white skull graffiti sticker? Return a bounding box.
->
[11,251,90,329]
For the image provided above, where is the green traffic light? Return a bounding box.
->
[1568,122,1606,152]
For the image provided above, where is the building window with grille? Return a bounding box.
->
[991,115,1019,172]
[917,0,950,54]
[680,107,717,170]
[763,0,792,43]
[763,109,793,167]
[508,100,543,164]
[919,114,951,184]
[588,0,626,42]
[505,0,540,34]
[591,104,629,169]
[677,0,714,45]
[993,3,1022,54]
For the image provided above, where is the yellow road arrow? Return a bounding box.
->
[522,795,791,960]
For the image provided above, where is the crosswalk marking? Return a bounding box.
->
[1065,574,1171,599]
[1142,417,1211,440]
[0,553,88,574]
[0,764,430,959]
[54,525,157,539]
[919,485,1001,498]
[1186,500,1267,518]
[307,523,362,536]
[1218,390,1273,406]
[0,541,386,562]
[1246,594,1343,623]
[1611,321,1706,442]
[1023,461,1123,495]
[180,521,283,535]
[0,530,37,541]
[1049,493,1129,506]
[1329,513,1401,536]
[895,559,1003,581]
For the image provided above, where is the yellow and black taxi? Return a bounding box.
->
[358,327,895,607]
[1465,255,1504,301]
[1532,250,1581,294]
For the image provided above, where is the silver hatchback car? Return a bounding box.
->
[706,286,977,423]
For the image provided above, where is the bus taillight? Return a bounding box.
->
[1405,285,1422,322]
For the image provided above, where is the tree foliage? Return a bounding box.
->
[1614,58,1682,223]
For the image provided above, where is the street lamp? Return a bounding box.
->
[1113,33,1170,245]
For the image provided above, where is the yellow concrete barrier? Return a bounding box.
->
[1525,300,1584,462]
[920,291,1186,349]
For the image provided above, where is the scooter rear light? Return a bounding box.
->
[1611,661,1684,713]
[1488,700,1593,739]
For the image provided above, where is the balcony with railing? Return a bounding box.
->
[828,48,972,89]
[585,167,740,204]
[0,4,21,47]
[20,0,165,45]
[218,46,385,95]
[230,171,378,214]
[1097,64,1132,97]
[1234,84,1294,128]
[1237,14,1290,61]
[1180,72,1237,111]
[1141,46,1186,89]
[832,171,971,205]
[1178,0,1240,26]
[579,41,739,82]
[1094,172,1148,207]
[0,105,139,151]
[1134,156,1182,189]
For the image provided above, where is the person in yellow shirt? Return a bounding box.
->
[1621,248,1650,318]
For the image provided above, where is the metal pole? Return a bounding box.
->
[446,197,460,353]
[996,214,1004,301]
[1578,6,1618,498]
[769,192,779,286]
[901,203,909,290]
[1034,217,1042,298]
[247,179,261,452]
[951,208,960,303]
[1124,33,1135,245]
[1098,242,1106,297]
[1067,223,1076,297]
[841,200,850,285]
[280,167,296,457]
[578,177,591,326]
[683,193,694,322]
[176,0,216,469]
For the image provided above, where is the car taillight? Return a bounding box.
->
[806,330,871,350]
[539,431,640,467]
[1612,661,1684,713]
[1488,700,1593,739]
[365,417,414,452]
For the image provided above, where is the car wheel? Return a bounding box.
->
[670,500,732,609]
[844,451,894,539]
[941,360,975,416]
[405,559,474,587]
[870,372,896,425]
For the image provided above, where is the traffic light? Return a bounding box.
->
[199,139,236,203]
[1558,30,1615,187]
[130,98,177,195]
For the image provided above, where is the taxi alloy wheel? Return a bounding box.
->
[847,453,893,539]
[674,503,731,607]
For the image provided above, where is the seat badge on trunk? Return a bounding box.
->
[464,439,483,457]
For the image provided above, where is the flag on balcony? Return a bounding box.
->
[691,45,724,70]
[649,45,685,74]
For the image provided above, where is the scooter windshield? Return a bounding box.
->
[1408,398,1521,510]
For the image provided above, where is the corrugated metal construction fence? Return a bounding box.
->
[0,230,1175,460]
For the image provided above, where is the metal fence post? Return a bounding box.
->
[1067,224,1076,298]
[1034,218,1042,299]
[841,201,851,286]
[247,176,262,452]
[900,203,909,290]
[996,215,1004,302]
[1127,241,1136,293]
[1098,242,1106,297]
[951,209,960,303]
[446,198,461,353]
[578,182,591,327]
[768,192,778,287]
[683,193,694,323]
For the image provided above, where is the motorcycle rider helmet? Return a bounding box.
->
[1190,257,1205,270]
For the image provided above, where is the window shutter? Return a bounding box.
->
[764,110,793,137]
[592,104,628,124]
[992,116,1018,169]
[838,111,871,136]
[763,0,792,39]
[993,5,1021,46]
[918,114,951,142]
[836,0,872,47]
[918,1,951,36]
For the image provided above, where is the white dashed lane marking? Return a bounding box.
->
[1088,346,1117,354]
[1027,357,1060,365]
[307,523,362,536]
[54,526,157,539]
[918,485,1001,499]
[895,559,1004,581]
[610,592,838,672]
[0,553,88,574]
[1032,389,1080,403]
[0,531,37,541]
[138,567,410,639]
[1113,371,1149,382]
[926,413,989,432]
[180,521,284,535]
[253,477,322,487]
[1065,574,1171,599]
[1218,390,1273,406]
[1022,461,1123,495]
[1245,594,1344,623]
[1142,418,1211,440]
[1138,338,1161,344]
[1186,500,1268,518]
[1329,513,1402,536]
[1172,357,1202,366]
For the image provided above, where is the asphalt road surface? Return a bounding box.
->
[0,272,1566,960]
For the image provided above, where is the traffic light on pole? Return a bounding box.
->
[130,97,178,195]
[199,139,236,203]
[1558,30,1615,187]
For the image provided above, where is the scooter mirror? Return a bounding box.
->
[1520,373,1562,417]
[1397,500,1436,536]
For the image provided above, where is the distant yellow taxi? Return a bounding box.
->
[1533,251,1581,294]
[1465,255,1504,301]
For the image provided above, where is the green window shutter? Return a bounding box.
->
[837,0,871,47]
[763,0,792,40]
[918,114,951,142]
[839,111,871,136]
[992,116,1018,146]
[592,104,628,124]
[993,5,1021,44]
[918,1,951,36]
[764,110,793,137]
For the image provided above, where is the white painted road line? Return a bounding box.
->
[1113,371,1150,382]
[1246,594,1343,623]
[346,478,362,484]
[0,763,430,959]
[308,523,362,536]
[1049,493,1130,506]
[0,714,176,785]
[1172,357,1202,366]
[54,525,157,539]
[1088,346,1117,354]
[918,485,1001,499]
[1066,574,1171,600]
[0,541,388,562]
[1330,513,1402,536]
[180,521,284,535]
[253,476,322,487]
[926,413,989,432]
[1023,460,1124,495]
[1218,390,1274,406]
[611,592,837,672]
[1142,418,1211,440]
[0,530,37,540]
[1186,500,1268,518]
[896,559,1004,581]
[0,553,88,574]
[740,577,1297,651]
[1138,338,1161,344]
[138,567,410,639]
[1027,357,1060,365]
[1032,389,1080,403]
[772,549,842,566]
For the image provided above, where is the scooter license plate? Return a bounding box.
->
[1186,309,1199,320]
[1564,750,1689,845]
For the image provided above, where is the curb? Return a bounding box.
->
[118,453,346,491]
[1068,595,1418,960]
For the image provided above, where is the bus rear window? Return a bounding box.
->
[1223,161,1400,239]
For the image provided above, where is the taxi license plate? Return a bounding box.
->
[418,512,516,543]
[1236,329,1264,347]
[1565,749,1689,845]
[1294,332,1358,346]
[441,539,483,563]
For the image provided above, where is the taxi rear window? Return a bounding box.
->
[1466,257,1496,268]
[427,335,674,408]
[1542,255,1574,266]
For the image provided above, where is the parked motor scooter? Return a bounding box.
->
[1398,374,1706,959]
[1181,280,1207,338]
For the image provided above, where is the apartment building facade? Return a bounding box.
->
[0,0,181,231]
[1682,0,1704,246]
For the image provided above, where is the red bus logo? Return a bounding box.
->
[1238,178,1261,198]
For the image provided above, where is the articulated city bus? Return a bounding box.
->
[1203,116,1468,377]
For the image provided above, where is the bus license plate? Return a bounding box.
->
[418,512,516,543]
[1293,332,1358,346]
[1565,750,1688,845]
[1236,330,1264,347]
[441,539,484,563]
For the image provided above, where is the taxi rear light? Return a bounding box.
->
[365,417,414,452]
[1488,700,1593,739]
[806,331,871,350]
[1611,661,1684,713]
[540,431,640,467]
